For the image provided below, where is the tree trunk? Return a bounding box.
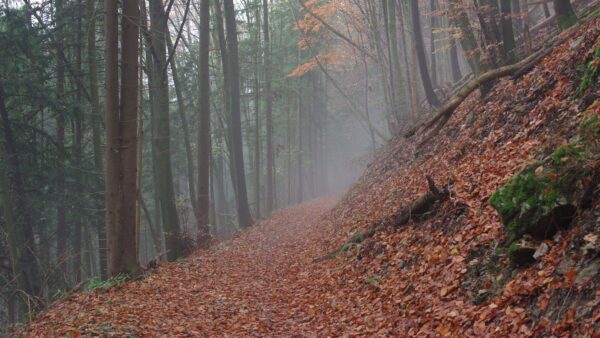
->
[0,137,27,319]
[73,0,84,283]
[149,0,182,260]
[1,74,40,302]
[296,79,303,204]
[223,0,253,228]
[105,0,140,277]
[448,0,482,75]
[410,0,441,107]
[500,0,517,63]
[55,0,68,284]
[197,0,211,241]
[251,0,261,218]
[86,0,106,279]
[477,0,502,67]
[449,37,462,82]
[214,0,239,206]
[383,0,405,129]
[430,0,438,87]
[365,0,394,133]
[263,0,274,214]
[553,0,576,30]
[167,35,199,219]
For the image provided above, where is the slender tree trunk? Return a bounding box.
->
[384,0,405,129]
[254,72,260,218]
[223,0,253,228]
[398,1,420,120]
[448,0,481,75]
[86,0,106,279]
[104,0,120,277]
[251,0,261,219]
[449,37,462,82]
[553,0,576,30]
[55,0,68,284]
[286,104,292,205]
[366,0,394,133]
[197,0,211,241]
[0,80,39,300]
[0,137,27,319]
[136,36,144,258]
[511,0,523,34]
[430,0,438,87]
[73,0,84,283]
[105,0,140,277]
[263,0,274,214]
[119,0,140,275]
[520,0,532,54]
[500,0,517,63]
[410,0,440,107]
[149,0,182,259]
[296,79,303,204]
[167,35,199,219]
[214,0,238,202]
[477,0,502,67]
[542,2,551,18]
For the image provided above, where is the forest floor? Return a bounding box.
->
[18,10,600,338]
[20,197,358,336]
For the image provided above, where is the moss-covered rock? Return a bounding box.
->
[490,113,599,242]
[490,113,599,265]
[489,163,578,241]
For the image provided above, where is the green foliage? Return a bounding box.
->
[577,43,600,97]
[350,231,366,243]
[339,242,362,254]
[364,274,382,286]
[84,274,130,291]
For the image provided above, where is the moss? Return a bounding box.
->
[557,14,578,31]
[579,113,600,139]
[350,231,366,243]
[577,44,600,97]
[489,168,573,239]
[507,241,521,257]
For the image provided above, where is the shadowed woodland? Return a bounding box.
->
[1,0,600,335]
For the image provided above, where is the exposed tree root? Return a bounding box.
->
[313,177,450,263]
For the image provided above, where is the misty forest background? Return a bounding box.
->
[0,0,582,327]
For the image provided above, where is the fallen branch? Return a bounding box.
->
[404,47,546,139]
[313,177,449,263]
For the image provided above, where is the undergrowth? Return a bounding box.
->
[84,274,131,291]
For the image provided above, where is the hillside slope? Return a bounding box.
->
[323,14,600,336]
[18,14,600,337]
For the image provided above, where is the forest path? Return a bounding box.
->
[24,196,347,336]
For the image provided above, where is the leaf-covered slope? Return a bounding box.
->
[323,15,600,336]
[17,15,600,338]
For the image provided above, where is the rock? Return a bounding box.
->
[533,242,549,260]
[508,240,538,267]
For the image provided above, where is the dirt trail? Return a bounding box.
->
[22,197,346,336]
